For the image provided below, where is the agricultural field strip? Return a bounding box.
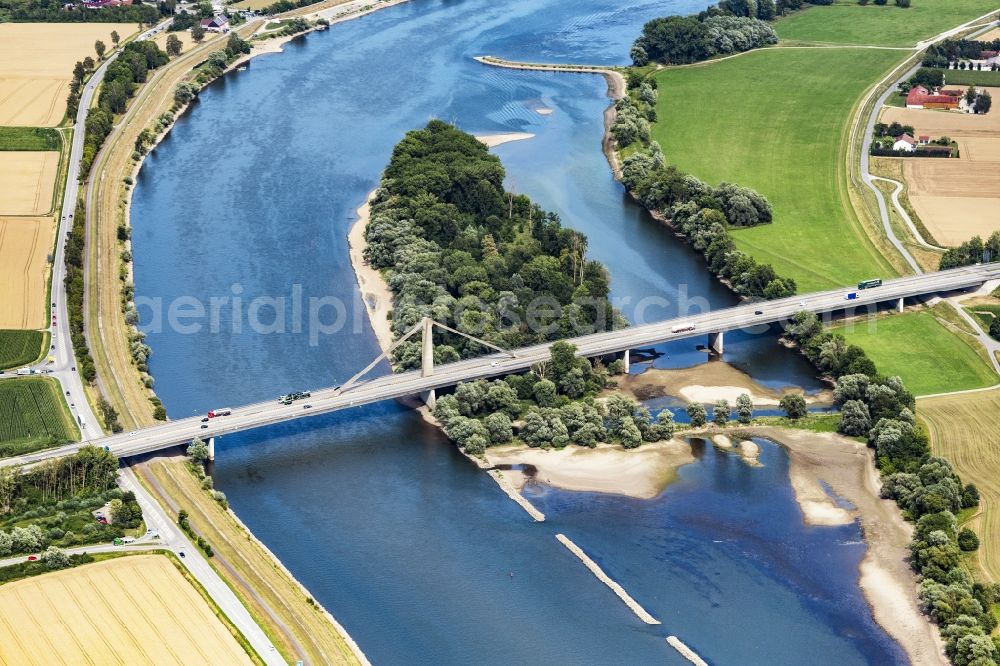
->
[0,217,54,330]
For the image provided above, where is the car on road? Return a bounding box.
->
[201,417,209,422]
[490,361,499,367]
[178,551,185,558]
[303,404,312,409]
[754,310,764,315]
[200,424,208,429]
[26,555,37,561]
[65,390,70,396]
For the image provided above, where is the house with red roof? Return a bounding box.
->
[200,15,230,32]
[892,134,916,152]
[905,85,960,110]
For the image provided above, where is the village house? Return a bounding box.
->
[892,134,917,152]
[200,15,230,32]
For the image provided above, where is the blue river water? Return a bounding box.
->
[129,0,907,663]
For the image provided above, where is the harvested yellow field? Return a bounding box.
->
[920,388,1000,583]
[0,23,137,126]
[881,95,1000,137]
[976,27,1000,42]
[881,95,1000,245]
[0,152,58,215]
[0,217,55,329]
[0,555,253,665]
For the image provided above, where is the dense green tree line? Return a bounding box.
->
[64,198,97,383]
[432,342,676,454]
[365,121,623,369]
[939,231,1000,270]
[620,140,794,300]
[785,311,999,663]
[80,40,169,178]
[0,0,163,22]
[923,38,1000,68]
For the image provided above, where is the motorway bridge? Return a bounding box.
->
[4,264,998,468]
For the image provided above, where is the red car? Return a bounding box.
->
[26,555,37,561]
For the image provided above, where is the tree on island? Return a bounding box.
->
[735,393,753,424]
[713,399,730,426]
[779,393,807,420]
[687,402,707,427]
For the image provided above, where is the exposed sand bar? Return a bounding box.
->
[487,469,545,521]
[748,427,946,665]
[614,362,832,405]
[474,56,625,100]
[666,637,708,666]
[485,440,695,499]
[555,533,660,625]
[475,132,534,147]
[348,189,395,351]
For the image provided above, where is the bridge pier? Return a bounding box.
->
[421,317,436,409]
[622,349,630,374]
[207,437,215,461]
[707,331,724,355]
[896,297,904,313]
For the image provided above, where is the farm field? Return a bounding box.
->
[831,308,998,395]
[229,0,276,9]
[0,555,254,665]
[0,329,46,370]
[774,0,998,47]
[0,376,78,456]
[920,387,1000,582]
[0,216,55,329]
[652,47,900,292]
[0,152,58,215]
[0,127,61,151]
[0,23,136,126]
[880,97,1000,246]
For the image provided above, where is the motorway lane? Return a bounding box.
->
[3,264,998,468]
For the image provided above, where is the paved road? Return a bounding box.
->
[2,264,997,468]
[39,23,169,442]
[0,541,161,569]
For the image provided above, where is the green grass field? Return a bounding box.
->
[0,127,61,151]
[930,68,1000,87]
[652,47,900,292]
[0,377,79,457]
[0,330,47,370]
[775,0,998,47]
[831,309,998,395]
[966,304,1000,333]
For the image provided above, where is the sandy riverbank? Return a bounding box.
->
[613,362,832,406]
[746,426,945,665]
[484,440,696,499]
[348,189,395,351]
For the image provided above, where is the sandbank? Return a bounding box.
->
[748,426,946,665]
[484,440,696,500]
[475,132,535,147]
[534,107,554,115]
[348,189,395,352]
[613,362,831,405]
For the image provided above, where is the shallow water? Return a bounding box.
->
[131,0,906,663]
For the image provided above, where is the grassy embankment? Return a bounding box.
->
[774,0,998,46]
[0,376,80,457]
[137,457,360,666]
[921,388,1000,583]
[830,305,998,395]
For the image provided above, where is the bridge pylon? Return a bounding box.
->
[421,317,436,409]
[707,331,724,355]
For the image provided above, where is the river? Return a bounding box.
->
[130,0,906,663]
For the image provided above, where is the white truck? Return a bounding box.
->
[15,367,33,376]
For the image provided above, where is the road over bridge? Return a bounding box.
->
[4,264,998,468]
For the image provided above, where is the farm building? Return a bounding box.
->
[200,15,230,32]
[906,85,961,110]
[893,134,917,152]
